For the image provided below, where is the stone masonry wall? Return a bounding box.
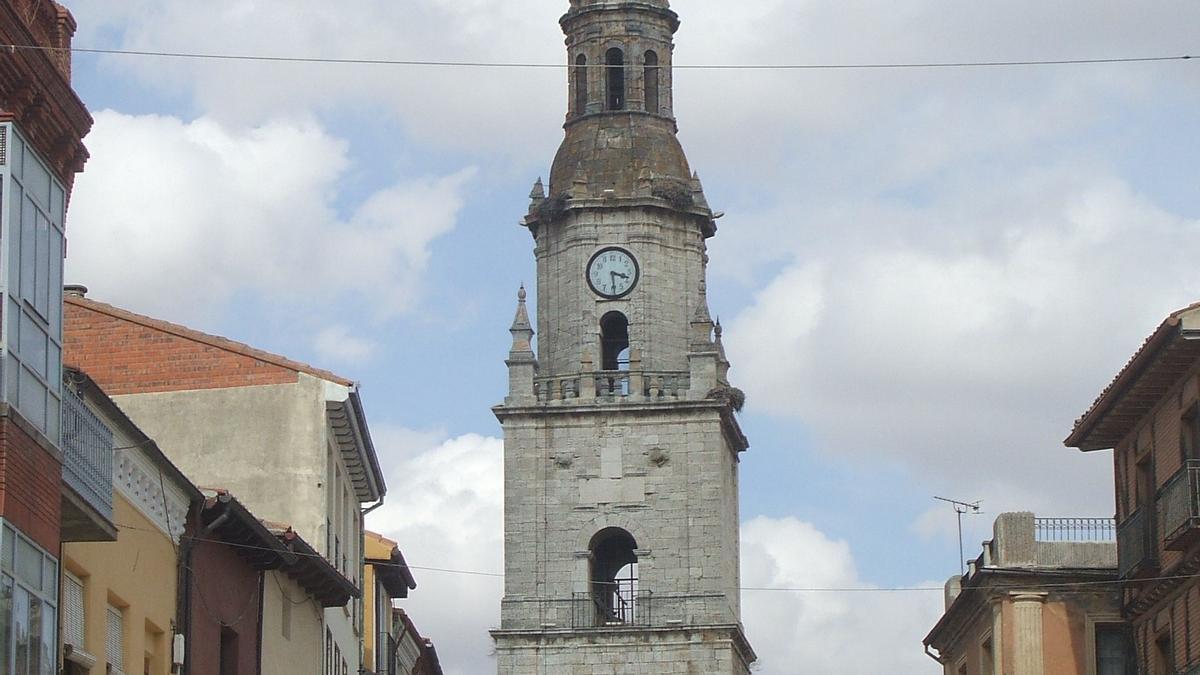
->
[535,207,707,379]
[499,403,742,630]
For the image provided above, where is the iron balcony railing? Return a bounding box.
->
[1158,460,1200,550]
[1033,518,1115,542]
[60,388,114,521]
[1116,506,1156,579]
[573,590,652,628]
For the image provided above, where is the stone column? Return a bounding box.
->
[1011,592,1047,675]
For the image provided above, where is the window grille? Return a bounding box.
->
[63,573,85,648]
[106,605,125,675]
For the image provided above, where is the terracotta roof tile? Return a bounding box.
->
[1067,300,1200,448]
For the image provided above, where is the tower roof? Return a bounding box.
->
[549,116,692,198]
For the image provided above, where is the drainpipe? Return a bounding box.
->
[177,499,233,674]
[361,498,385,517]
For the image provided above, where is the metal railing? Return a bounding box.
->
[60,388,113,520]
[1033,518,1115,542]
[1116,506,1155,579]
[574,590,651,628]
[1158,460,1200,548]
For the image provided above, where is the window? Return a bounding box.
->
[218,627,238,675]
[605,48,625,110]
[644,51,659,114]
[106,605,125,675]
[1096,625,1134,675]
[325,629,333,675]
[1154,633,1172,675]
[1182,404,1200,461]
[63,572,85,649]
[1,525,57,675]
[589,528,638,625]
[574,54,588,115]
[2,124,66,440]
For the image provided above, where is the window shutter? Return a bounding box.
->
[106,605,125,674]
[63,573,84,647]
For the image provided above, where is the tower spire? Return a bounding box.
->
[508,285,534,357]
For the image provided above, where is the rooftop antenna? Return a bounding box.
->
[934,496,982,576]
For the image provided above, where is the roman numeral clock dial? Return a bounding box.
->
[586,247,640,299]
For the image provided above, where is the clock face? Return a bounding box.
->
[587,247,640,299]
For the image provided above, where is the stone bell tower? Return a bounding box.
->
[492,0,755,673]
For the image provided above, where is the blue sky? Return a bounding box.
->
[55,1,1200,672]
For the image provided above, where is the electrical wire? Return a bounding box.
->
[1,43,1194,71]
[106,519,1196,595]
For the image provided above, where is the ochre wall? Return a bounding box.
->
[63,494,177,674]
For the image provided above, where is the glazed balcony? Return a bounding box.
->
[1116,506,1157,579]
[534,370,690,404]
[1159,459,1200,551]
[59,387,115,540]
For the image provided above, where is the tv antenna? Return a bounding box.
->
[934,496,982,576]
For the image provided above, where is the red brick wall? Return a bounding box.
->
[64,303,299,395]
[0,413,62,552]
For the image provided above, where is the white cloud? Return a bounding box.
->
[742,516,944,674]
[312,325,377,365]
[366,430,504,675]
[366,429,944,674]
[726,171,1200,516]
[65,110,474,322]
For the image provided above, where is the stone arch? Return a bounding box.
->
[605,46,626,110]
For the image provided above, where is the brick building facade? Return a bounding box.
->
[1067,302,1200,674]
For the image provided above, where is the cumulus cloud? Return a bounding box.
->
[68,0,565,157]
[312,325,378,366]
[65,110,474,322]
[366,429,504,675]
[725,170,1200,516]
[742,516,943,674]
[365,427,945,674]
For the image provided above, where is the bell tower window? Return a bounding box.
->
[644,51,659,114]
[599,312,630,371]
[606,48,626,111]
[590,528,638,625]
[574,54,588,116]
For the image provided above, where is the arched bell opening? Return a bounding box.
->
[574,54,588,116]
[606,48,626,111]
[644,50,660,114]
[589,528,639,625]
[599,311,630,372]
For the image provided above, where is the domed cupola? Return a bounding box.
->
[531,0,713,222]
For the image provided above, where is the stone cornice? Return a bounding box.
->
[0,0,92,190]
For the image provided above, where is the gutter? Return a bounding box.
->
[924,643,945,665]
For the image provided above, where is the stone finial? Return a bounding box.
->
[689,278,715,348]
[530,177,546,202]
[715,318,731,384]
[691,171,710,210]
[509,285,535,357]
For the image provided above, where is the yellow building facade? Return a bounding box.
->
[58,378,195,675]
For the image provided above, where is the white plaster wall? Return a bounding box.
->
[261,570,323,675]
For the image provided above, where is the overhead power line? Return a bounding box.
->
[2,42,1194,71]
[109,519,1192,595]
